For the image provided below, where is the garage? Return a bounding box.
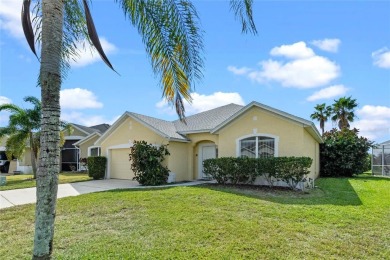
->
[110,148,134,180]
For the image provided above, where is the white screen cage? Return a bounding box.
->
[372,140,390,176]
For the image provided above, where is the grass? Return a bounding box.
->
[1,175,389,259]
[0,173,92,191]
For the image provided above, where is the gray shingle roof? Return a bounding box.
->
[129,112,187,140]
[123,104,243,141]
[72,123,110,135]
[174,103,244,133]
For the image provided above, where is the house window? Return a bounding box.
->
[89,147,101,157]
[239,136,276,158]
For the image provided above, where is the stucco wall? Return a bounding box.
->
[68,128,87,137]
[79,135,99,158]
[217,107,305,157]
[101,117,168,153]
[18,147,32,166]
[303,128,320,179]
[167,141,190,181]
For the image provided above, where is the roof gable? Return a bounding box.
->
[211,101,323,143]
[95,101,322,145]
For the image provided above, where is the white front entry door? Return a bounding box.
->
[198,144,216,179]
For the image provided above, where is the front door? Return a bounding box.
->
[198,144,216,179]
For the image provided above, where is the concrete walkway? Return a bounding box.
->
[0,179,212,210]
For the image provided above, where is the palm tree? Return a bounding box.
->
[310,103,332,135]
[0,96,41,179]
[331,96,358,130]
[21,0,257,258]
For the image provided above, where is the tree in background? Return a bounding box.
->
[320,128,373,177]
[21,0,257,258]
[0,96,41,178]
[331,96,358,130]
[310,103,332,135]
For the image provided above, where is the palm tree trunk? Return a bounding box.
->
[33,0,63,259]
[29,132,37,179]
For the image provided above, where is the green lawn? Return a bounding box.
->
[1,175,389,259]
[0,173,92,191]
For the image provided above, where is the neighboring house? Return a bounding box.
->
[62,123,110,171]
[92,101,323,183]
[15,123,110,173]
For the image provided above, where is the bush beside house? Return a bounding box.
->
[87,156,107,180]
[129,140,170,186]
[203,156,312,190]
[320,128,373,177]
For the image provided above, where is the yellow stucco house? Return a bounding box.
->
[87,101,322,183]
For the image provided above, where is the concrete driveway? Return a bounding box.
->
[0,179,211,209]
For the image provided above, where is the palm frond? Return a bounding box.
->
[24,96,41,108]
[118,0,204,120]
[230,0,257,34]
[21,0,39,59]
[0,104,24,114]
[5,132,29,159]
[82,0,118,74]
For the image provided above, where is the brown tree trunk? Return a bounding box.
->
[33,0,64,259]
[29,132,37,179]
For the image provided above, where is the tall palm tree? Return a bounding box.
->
[310,103,332,135]
[331,96,358,130]
[0,96,41,178]
[21,0,257,258]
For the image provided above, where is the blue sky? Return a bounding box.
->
[0,0,389,143]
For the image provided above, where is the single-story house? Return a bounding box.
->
[15,123,110,173]
[88,101,322,183]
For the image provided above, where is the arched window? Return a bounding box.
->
[238,135,277,158]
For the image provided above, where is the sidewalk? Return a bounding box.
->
[0,179,212,209]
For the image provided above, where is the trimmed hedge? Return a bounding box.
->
[203,157,313,190]
[87,156,107,180]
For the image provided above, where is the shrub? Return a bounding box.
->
[320,128,373,177]
[203,156,312,189]
[203,157,233,184]
[87,156,107,180]
[129,140,170,186]
[275,157,312,190]
[257,157,277,187]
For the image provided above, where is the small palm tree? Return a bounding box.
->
[310,103,332,135]
[0,96,41,178]
[331,96,358,130]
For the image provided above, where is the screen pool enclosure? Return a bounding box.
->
[372,140,390,176]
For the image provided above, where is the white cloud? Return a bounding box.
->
[227,66,252,75]
[0,96,12,105]
[60,88,103,109]
[311,38,341,53]
[270,41,315,59]
[307,85,349,101]
[70,38,117,68]
[372,48,390,69]
[61,111,119,126]
[0,0,24,39]
[351,105,390,140]
[229,41,340,89]
[248,56,340,88]
[156,92,245,116]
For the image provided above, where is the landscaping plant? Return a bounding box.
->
[320,128,373,177]
[87,156,107,180]
[129,140,170,186]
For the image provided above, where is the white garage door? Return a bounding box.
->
[110,149,134,180]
